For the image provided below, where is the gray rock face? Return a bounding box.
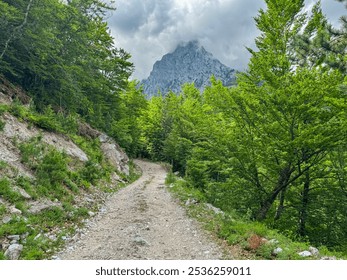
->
[99,134,129,176]
[28,199,62,214]
[141,41,236,97]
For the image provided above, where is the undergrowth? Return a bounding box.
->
[166,172,346,260]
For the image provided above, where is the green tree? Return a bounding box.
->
[0,0,133,136]
[111,81,148,157]
[235,0,346,231]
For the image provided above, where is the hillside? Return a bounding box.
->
[0,77,132,260]
[140,41,236,96]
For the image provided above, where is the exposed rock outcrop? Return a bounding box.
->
[99,134,129,176]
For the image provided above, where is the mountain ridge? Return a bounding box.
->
[141,41,236,96]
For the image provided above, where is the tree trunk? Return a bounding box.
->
[298,170,310,237]
[256,165,292,221]
[274,187,286,220]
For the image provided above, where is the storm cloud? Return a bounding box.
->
[108,0,346,80]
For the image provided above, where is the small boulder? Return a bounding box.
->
[272,247,283,256]
[4,244,23,260]
[205,203,224,215]
[14,187,31,199]
[9,206,22,215]
[320,256,337,260]
[88,211,95,217]
[2,216,12,224]
[133,235,149,246]
[185,198,197,206]
[298,251,312,257]
[309,246,320,257]
[7,235,20,241]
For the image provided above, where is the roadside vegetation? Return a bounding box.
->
[166,172,346,260]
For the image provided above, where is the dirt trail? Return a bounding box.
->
[58,160,227,260]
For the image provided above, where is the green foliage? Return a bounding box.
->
[0,104,9,114]
[165,171,177,185]
[80,160,105,185]
[37,148,69,187]
[0,119,4,131]
[0,178,23,204]
[0,205,6,216]
[19,136,44,168]
[110,82,148,157]
[168,176,346,259]
[27,106,63,132]
[0,218,28,237]
[0,0,133,146]
[72,136,103,163]
[0,160,7,170]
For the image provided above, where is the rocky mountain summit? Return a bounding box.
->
[141,41,236,96]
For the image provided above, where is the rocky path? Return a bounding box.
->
[58,160,226,260]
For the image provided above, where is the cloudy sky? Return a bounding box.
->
[107,0,346,80]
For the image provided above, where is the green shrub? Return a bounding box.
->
[0,104,9,114]
[0,252,6,260]
[37,148,69,187]
[19,136,44,168]
[0,178,22,204]
[80,160,105,184]
[27,106,62,132]
[0,119,5,131]
[72,136,103,163]
[0,218,28,236]
[16,176,36,199]
[57,112,79,135]
[255,243,277,259]
[9,102,29,119]
[165,171,177,185]
[0,205,6,216]
[20,234,52,260]
[0,160,7,169]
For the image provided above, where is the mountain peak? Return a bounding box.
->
[141,41,236,96]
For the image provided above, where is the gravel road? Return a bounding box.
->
[58,160,226,260]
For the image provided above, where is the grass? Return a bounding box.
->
[0,178,23,204]
[166,173,346,260]
[0,119,4,131]
[0,160,7,170]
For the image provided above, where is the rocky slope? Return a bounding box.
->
[0,77,130,259]
[141,41,236,97]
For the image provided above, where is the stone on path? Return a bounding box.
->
[4,244,23,260]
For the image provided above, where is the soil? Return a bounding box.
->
[58,160,230,260]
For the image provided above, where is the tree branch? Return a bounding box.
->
[0,0,34,60]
